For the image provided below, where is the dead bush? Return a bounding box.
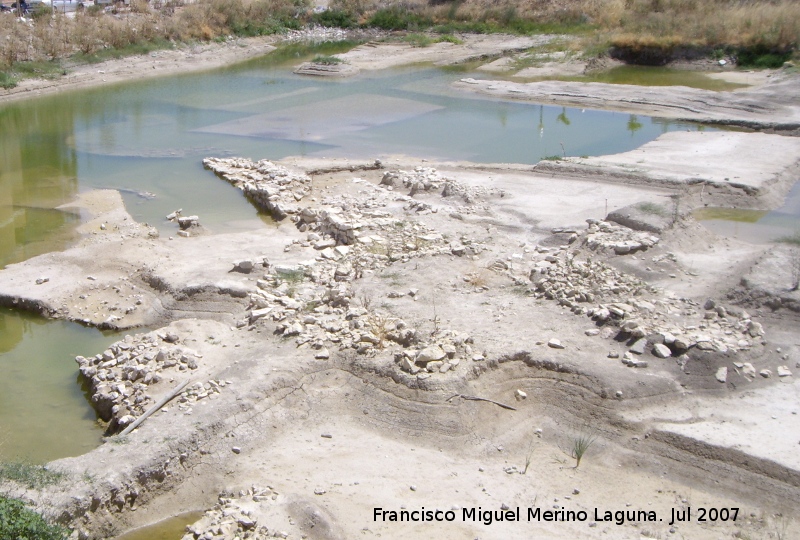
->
[0,17,35,67]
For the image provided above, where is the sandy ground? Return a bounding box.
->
[0,35,799,540]
[543,132,800,194]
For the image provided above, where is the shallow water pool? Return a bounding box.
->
[113,512,203,540]
[0,308,118,463]
[695,181,800,244]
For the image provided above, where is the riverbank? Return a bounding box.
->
[2,26,792,109]
[0,36,278,105]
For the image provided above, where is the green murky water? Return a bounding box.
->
[113,512,203,540]
[0,45,717,463]
[559,65,748,91]
[477,61,749,91]
[695,181,800,243]
[0,308,117,464]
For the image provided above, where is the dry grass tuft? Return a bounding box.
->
[0,0,309,72]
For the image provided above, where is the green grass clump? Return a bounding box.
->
[431,17,590,36]
[312,55,344,64]
[0,461,67,489]
[276,268,306,284]
[368,7,432,31]
[0,495,70,540]
[636,202,668,217]
[9,60,64,79]
[736,47,792,68]
[393,32,464,47]
[569,433,597,468]
[435,34,463,45]
[73,39,173,64]
[0,72,17,89]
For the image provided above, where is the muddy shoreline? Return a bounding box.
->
[1,36,799,540]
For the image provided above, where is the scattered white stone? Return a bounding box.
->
[652,344,672,358]
[233,259,255,273]
[547,338,565,349]
[715,367,728,383]
[417,345,446,363]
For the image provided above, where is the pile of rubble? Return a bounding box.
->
[203,158,312,219]
[582,218,660,255]
[379,167,447,195]
[182,486,281,540]
[75,331,216,432]
[242,247,476,378]
[378,167,503,215]
[231,191,488,377]
[527,248,765,362]
[530,252,653,308]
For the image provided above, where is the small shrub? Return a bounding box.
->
[0,72,17,89]
[0,496,70,540]
[368,7,432,31]
[30,3,53,19]
[312,9,356,28]
[736,47,792,68]
[435,34,462,44]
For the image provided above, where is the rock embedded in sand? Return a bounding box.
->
[417,345,446,363]
[629,338,648,355]
[652,344,672,358]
